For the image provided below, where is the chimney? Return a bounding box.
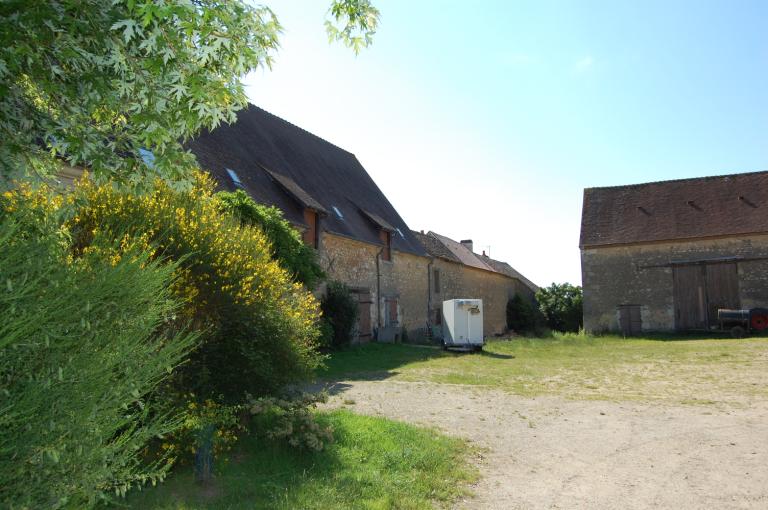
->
[482,250,486,257]
[460,239,473,252]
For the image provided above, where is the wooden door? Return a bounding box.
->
[618,305,642,336]
[356,291,372,342]
[673,265,708,330]
[705,263,740,327]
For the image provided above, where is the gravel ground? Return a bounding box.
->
[320,380,768,509]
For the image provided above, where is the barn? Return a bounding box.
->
[580,171,768,334]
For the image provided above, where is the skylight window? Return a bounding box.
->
[396,228,405,239]
[138,148,155,168]
[226,168,243,188]
[332,206,344,219]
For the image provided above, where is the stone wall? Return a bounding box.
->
[431,258,517,336]
[319,233,430,341]
[581,234,768,332]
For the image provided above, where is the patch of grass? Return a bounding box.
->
[321,334,768,404]
[123,410,476,510]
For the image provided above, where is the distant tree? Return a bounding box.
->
[0,0,379,185]
[536,283,583,333]
[506,294,537,333]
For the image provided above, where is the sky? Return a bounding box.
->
[244,0,768,287]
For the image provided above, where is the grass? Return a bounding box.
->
[124,410,476,510]
[320,333,768,405]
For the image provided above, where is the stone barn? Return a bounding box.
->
[580,171,768,334]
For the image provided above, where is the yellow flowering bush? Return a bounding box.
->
[67,173,323,400]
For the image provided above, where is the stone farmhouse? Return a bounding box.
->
[188,104,538,342]
[412,231,538,336]
[580,171,768,334]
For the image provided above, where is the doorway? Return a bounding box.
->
[672,262,739,330]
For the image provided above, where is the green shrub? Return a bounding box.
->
[216,190,325,288]
[536,283,584,333]
[320,281,359,350]
[506,294,537,333]
[0,215,196,508]
[67,174,323,401]
[247,391,334,451]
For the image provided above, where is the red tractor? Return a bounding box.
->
[718,308,768,338]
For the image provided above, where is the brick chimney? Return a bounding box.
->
[460,239,473,252]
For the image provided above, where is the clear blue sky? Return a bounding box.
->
[244,0,768,286]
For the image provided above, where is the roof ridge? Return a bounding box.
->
[246,103,356,157]
[585,169,768,192]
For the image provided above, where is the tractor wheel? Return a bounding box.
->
[730,326,746,339]
[751,313,768,331]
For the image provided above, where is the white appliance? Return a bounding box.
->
[442,299,484,350]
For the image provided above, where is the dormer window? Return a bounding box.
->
[380,229,391,261]
[226,168,243,188]
[303,208,319,249]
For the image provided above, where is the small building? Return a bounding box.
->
[580,171,768,334]
[413,231,536,336]
[188,104,430,342]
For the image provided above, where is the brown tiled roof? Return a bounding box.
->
[580,170,768,248]
[480,255,539,293]
[186,104,427,257]
[411,230,460,262]
[413,230,539,292]
[426,232,495,271]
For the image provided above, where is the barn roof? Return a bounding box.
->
[427,232,495,271]
[187,104,427,257]
[479,255,540,293]
[580,170,768,248]
[410,230,460,263]
[412,230,539,291]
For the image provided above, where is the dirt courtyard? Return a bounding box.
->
[322,379,768,509]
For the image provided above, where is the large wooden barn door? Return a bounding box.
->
[673,265,707,330]
[705,263,740,327]
[673,263,740,330]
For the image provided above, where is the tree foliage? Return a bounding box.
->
[321,281,359,350]
[216,189,324,288]
[0,209,196,507]
[326,0,380,55]
[0,0,379,185]
[506,294,538,333]
[536,283,584,333]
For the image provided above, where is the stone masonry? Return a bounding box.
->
[582,234,768,332]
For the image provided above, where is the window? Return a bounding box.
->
[303,209,319,249]
[433,269,440,293]
[225,168,243,188]
[332,205,344,219]
[396,227,405,238]
[379,230,391,261]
